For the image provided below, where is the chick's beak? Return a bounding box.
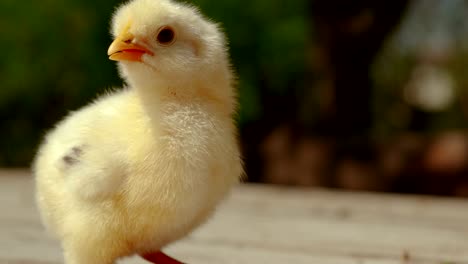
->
[108,37,153,62]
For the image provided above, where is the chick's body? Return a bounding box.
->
[34,0,242,263]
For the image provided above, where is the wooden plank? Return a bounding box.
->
[1,170,468,264]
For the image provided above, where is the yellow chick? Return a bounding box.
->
[33,0,242,263]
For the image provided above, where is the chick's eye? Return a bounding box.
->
[157,27,175,45]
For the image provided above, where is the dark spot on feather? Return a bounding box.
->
[62,145,84,166]
[63,155,78,165]
[72,146,82,156]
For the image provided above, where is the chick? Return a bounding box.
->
[33,0,242,263]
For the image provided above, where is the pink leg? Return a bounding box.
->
[141,251,185,264]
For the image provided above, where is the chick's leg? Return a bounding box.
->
[141,251,185,264]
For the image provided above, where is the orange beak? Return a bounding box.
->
[108,37,153,62]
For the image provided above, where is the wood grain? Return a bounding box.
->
[1,169,468,264]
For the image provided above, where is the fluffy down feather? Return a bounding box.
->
[34,0,242,263]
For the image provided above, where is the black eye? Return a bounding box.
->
[157,26,175,45]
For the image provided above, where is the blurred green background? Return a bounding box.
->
[0,0,309,164]
[2,0,468,196]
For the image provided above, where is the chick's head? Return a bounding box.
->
[108,0,232,92]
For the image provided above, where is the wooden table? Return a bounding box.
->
[1,169,468,264]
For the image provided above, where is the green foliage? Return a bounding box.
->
[192,0,309,123]
[372,46,468,141]
[0,0,122,165]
